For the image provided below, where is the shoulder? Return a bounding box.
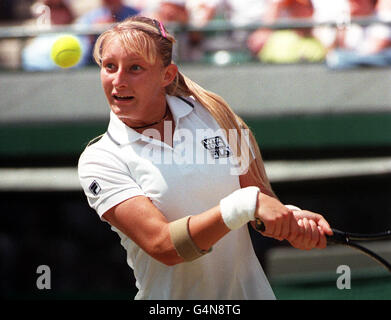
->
[78,133,124,172]
[183,96,223,129]
[86,133,105,147]
[176,95,208,115]
[177,95,196,108]
[80,133,108,156]
[172,95,225,130]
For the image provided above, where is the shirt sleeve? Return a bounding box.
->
[78,146,146,219]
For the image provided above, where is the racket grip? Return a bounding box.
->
[255,218,266,232]
[326,228,347,244]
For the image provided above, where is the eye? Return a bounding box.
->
[130,64,142,72]
[104,62,116,72]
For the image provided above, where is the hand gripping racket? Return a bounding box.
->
[255,218,391,272]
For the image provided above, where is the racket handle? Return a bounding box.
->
[326,228,346,244]
[255,218,266,232]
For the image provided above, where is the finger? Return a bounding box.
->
[309,219,320,248]
[279,211,292,240]
[296,218,305,243]
[302,218,312,250]
[304,211,333,236]
[289,219,304,249]
[317,226,327,249]
[287,214,300,242]
[295,211,334,237]
[317,217,333,236]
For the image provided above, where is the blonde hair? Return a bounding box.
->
[93,16,275,197]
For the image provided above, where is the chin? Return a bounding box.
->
[110,105,128,117]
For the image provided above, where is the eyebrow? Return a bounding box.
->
[101,55,148,64]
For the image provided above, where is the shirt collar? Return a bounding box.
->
[107,95,195,146]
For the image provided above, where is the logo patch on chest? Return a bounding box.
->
[202,136,231,159]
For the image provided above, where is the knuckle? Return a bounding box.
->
[283,210,292,218]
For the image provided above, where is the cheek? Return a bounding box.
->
[101,73,112,95]
[148,72,167,92]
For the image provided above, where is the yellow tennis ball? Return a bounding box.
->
[51,35,82,68]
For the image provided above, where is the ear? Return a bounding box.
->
[162,63,178,87]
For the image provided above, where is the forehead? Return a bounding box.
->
[100,33,158,65]
[101,38,134,59]
[101,36,133,56]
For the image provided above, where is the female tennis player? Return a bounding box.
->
[78,16,333,300]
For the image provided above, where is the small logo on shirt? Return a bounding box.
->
[202,136,231,159]
[89,180,101,196]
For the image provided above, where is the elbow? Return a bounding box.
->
[148,235,184,267]
[151,248,184,267]
[161,256,183,267]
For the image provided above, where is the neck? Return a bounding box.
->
[129,106,169,130]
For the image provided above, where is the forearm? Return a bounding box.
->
[147,205,231,265]
[188,206,230,252]
[169,187,260,263]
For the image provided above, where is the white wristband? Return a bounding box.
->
[220,186,260,230]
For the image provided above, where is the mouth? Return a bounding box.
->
[112,94,134,102]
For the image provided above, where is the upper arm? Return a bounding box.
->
[103,195,183,266]
[78,147,182,265]
[78,147,145,218]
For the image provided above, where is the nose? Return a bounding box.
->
[112,68,128,89]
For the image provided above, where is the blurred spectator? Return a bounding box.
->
[0,0,15,22]
[142,0,189,24]
[249,0,326,64]
[124,0,146,10]
[45,0,74,25]
[140,1,197,61]
[77,0,139,25]
[181,0,270,62]
[187,0,268,27]
[323,0,391,69]
[21,0,77,71]
[377,0,391,18]
[0,0,38,23]
[311,0,350,49]
[0,0,29,69]
[76,0,140,66]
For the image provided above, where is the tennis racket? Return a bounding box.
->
[326,228,391,272]
[255,218,391,272]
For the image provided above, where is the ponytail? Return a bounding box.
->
[168,72,276,198]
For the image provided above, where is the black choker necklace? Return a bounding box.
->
[130,107,169,130]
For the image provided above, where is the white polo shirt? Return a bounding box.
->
[78,95,275,300]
